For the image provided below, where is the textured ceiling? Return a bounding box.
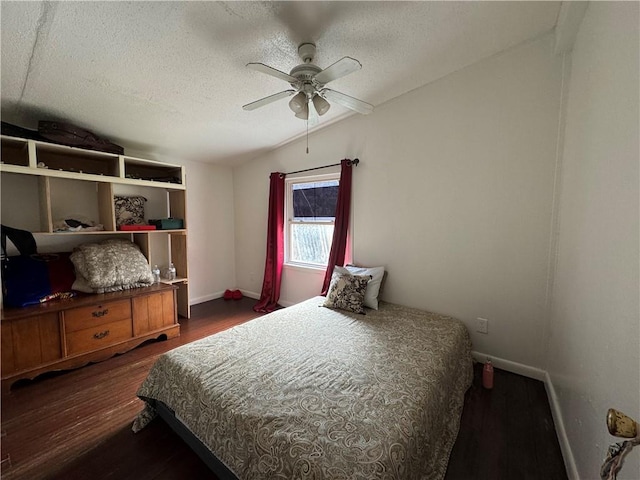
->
[1,1,561,164]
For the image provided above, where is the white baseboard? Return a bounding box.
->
[471,351,546,381]
[190,289,261,305]
[239,289,260,300]
[544,371,579,480]
[235,290,293,306]
[190,291,226,305]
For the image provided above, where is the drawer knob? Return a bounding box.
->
[93,330,110,340]
[92,309,109,318]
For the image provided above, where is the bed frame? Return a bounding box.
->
[153,399,238,480]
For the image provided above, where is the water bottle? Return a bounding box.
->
[168,262,176,281]
[482,359,494,390]
[152,264,161,284]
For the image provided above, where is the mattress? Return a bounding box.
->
[133,296,473,480]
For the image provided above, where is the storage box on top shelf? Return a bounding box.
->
[148,218,184,230]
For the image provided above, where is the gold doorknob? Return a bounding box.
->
[607,409,639,439]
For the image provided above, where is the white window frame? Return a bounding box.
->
[284,172,340,270]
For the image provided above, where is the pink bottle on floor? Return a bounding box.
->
[482,359,494,389]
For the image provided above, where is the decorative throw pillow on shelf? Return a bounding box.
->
[114,195,147,227]
[70,239,154,293]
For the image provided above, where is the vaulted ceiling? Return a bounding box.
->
[1,1,561,164]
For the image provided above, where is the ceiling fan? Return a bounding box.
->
[242,43,374,125]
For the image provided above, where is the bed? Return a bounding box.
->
[133,296,473,480]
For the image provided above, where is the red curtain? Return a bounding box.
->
[254,172,285,313]
[321,159,353,295]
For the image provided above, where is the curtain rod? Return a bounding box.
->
[283,158,359,177]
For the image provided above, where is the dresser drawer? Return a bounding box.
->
[64,300,131,333]
[66,318,133,356]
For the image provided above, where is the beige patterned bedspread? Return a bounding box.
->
[134,296,473,480]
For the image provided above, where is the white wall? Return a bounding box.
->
[547,3,640,479]
[181,159,236,304]
[234,33,563,369]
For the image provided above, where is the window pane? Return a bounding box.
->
[292,180,339,220]
[290,223,334,265]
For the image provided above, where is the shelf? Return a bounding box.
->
[31,229,187,236]
[160,277,188,285]
[36,141,119,176]
[39,231,130,235]
[124,156,184,185]
[1,137,30,167]
[0,161,186,190]
[0,136,186,191]
[124,229,186,234]
[1,134,190,319]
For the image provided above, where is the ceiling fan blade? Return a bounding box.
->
[321,89,374,115]
[314,57,362,85]
[242,90,296,111]
[247,63,298,84]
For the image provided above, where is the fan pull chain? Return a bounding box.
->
[306,119,309,154]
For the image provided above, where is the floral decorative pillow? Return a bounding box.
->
[114,195,146,227]
[334,265,386,310]
[323,272,371,314]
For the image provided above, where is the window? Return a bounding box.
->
[285,173,339,268]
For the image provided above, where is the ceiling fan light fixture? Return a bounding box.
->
[289,92,307,114]
[312,95,330,116]
[295,103,309,120]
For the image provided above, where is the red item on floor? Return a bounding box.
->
[232,290,243,300]
[223,289,233,301]
[482,359,494,389]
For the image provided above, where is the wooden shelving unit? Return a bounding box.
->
[0,135,191,318]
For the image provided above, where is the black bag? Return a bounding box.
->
[1,224,38,302]
[1,224,37,259]
[1,121,44,141]
[1,223,38,281]
[38,121,124,155]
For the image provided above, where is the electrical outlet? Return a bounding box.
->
[476,317,489,334]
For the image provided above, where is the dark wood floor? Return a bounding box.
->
[1,297,567,480]
[446,365,567,480]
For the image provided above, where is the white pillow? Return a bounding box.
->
[334,265,385,310]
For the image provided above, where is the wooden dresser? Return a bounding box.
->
[1,284,179,388]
